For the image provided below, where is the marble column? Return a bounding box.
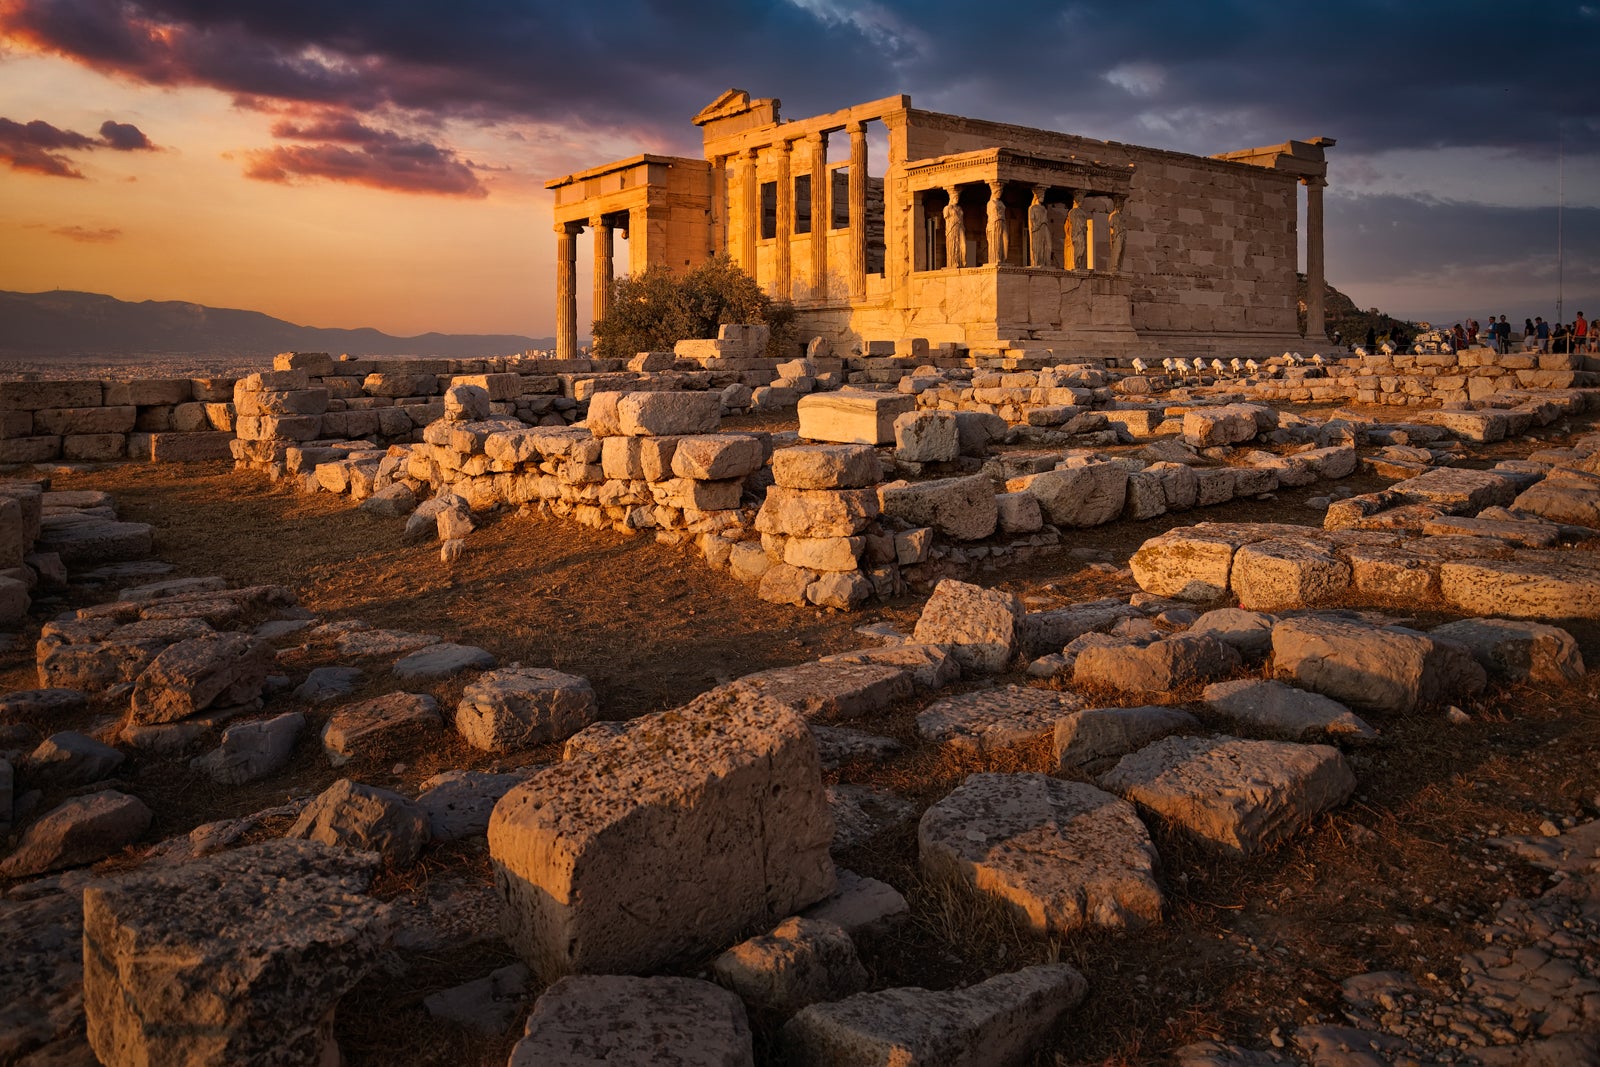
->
[741,147,759,274]
[1303,176,1327,339]
[775,139,793,300]
[554,222,579,361]
[848,121,867,298]
[710,155,727,257]
[809,132,829,300]
[591,216,613,326]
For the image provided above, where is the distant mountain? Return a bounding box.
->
[0,290,552,358]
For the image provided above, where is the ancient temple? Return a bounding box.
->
[546,90,1332,359]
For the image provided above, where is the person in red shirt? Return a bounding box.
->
[1577,312,1589,353]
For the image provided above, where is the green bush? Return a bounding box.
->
[591,255,796,359]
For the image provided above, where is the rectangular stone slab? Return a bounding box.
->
[797,393,915,445]
[488,688,835,978]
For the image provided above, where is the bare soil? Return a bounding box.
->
[4,409,1598,1065]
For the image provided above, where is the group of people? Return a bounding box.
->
[1458,313,1592,355]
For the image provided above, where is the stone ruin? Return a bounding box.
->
[1,326,1600,1066]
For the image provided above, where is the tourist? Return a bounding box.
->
[1466,318,1479,345]
[1365,325,1376,349]
[1576,312,1589,354]
[1552,322,1572,354]
[1523,318,1537,351]
[1535,316,1550,352]
[1453,324,1467,350]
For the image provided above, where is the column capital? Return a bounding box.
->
[847,120,866,136]
[743,145,759,160]
[1300,174,1327,189]
[589,213,608,229]
[807,130,828,146]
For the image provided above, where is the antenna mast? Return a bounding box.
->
[1557,121,1565,324]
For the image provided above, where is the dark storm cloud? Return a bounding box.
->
[4,0,1596,160]
[0,115,157,177]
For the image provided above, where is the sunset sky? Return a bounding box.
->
[2,0,1597,339]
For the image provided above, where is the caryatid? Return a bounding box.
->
[943,189,966,268]
[1065,188,1088,271]
[1027,185,1051,268]
[985,181,1007,265]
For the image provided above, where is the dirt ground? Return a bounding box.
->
[4,410,1599,1065]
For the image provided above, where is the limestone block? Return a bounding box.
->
[452,372,524,401]
[807,570,874,610]
[617,391,722,436]
[671,434,764,480]
[911,579,1024,673]
[996,490,1043,533]
[287,777,429,866]
[1129,527,1238,600]
[82,840,387,1067]
[0,379,102,410]
[128,633,273,725]
[0,436,60,463]
[416,769,533,842]
[1513,473,1600,528]
[1201,679,1377,741]
[1229,466,1278,497]
[455,666,598,751]
[893,411,959,463]
[488,687,834,976]
[444,383,492,421]
[1187,608,1277,657]
[783,535,864,572]
[1183,405,1261,448]
[1428,618,1586,684]
[801,868,908,935]
[879,475,997,541]
[711,916,867,1019]
[727,661,914,720]
[651,476,742,511]
[1300,445,1357,480]
[364,371,438,398]
[954,411,1008,455]
[62,434,126,461]
[915,686,1083,753]
[1431,409,1506,443]
[1017,601,1142,658]
[782,964,1086,1067]
[1101,735,1355,856]
[770,444,881,489]
[1123,470,1168,520]
[1271,617,1486,713]
[24,730,125,787]
[797,392,916,445]
[819,643,953,694]
[0,790,151,877]
[1193,467,1236,506]
[391,642,495,681]
[756,486,879,537]
[0,574,28,627]
[322,691,442,765]
[920,774,1162,934]
[1230,540,1352,611]
[1390,466,1519,512]
[509,975,754,1067]
[1075,631,1241,695]
[191,712,305,785]
[1010,464,1128,527]
[32,406,136,436]
[1053,705,1199,772]
[148,431,234,462]
[1439,556,1600,619]
[758,563,814,606]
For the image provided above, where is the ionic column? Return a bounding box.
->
[775,139,793,300]
[710,155,727,256]
[1303,175,1327,339]
[848,121,867,298]
[591,215,613,325]
[809,133,829,300]
[741,148,759,275]
[554,222,580,361]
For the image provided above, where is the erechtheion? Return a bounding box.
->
[547,89,1334,360]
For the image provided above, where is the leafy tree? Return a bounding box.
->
[591,255,795,358]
